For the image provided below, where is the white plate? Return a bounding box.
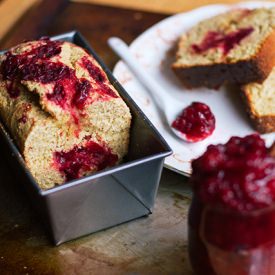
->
[113,1,275,176]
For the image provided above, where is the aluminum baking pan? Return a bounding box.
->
[0,31,172,245]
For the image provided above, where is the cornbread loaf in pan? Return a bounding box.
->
[0,32,172,245]
[0,37,131,189]
[242,67,275,133]
[172,8,275,88]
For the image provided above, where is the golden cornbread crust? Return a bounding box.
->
[172,8,275,88]
[242,68,275,133]
[269,142,275,157]
[0,40,132,189]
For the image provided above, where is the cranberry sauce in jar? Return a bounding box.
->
[188,134,275,275]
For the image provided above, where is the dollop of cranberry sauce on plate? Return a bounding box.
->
[191,134,275,212]
[0,38,118,120]
[172,102,215,142]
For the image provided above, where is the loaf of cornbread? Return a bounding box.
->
[242,67,275,133]
[0,39,131,189]
[172,8,275,88]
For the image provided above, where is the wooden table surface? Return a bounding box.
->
[1,0,273,43]
[72,0,259,14]
[0,1,193,274]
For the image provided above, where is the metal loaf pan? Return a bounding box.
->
[0,31,172,245]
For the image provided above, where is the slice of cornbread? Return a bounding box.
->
[242,67,275,133]
[172,8,275,88]
[0,39,131,189]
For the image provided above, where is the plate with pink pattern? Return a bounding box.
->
[113,1,275,176]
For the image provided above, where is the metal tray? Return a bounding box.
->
[0,31,172,245]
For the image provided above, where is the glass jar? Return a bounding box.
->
[188,195,275,275]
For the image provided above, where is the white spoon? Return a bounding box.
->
[108,36,189,142]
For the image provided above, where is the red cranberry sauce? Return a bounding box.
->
[21,61,72,83]
[202,204,275,251]
[18,115,28,124]
[72,78,92,110]
[191,134,275,212]
[46,81,67,107]
[191,27,254,55]
[6,81,20,98]
[82,56,106,83]
[172,102,215,142]
[81,57,118,99]
[1,40,62,81]
[1,40,117,113]
[190,134,275,251]
[53,139,118,181]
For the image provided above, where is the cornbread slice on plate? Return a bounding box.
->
[0,39,131,189]
[172,8,275,88]
[242,67,275,133]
